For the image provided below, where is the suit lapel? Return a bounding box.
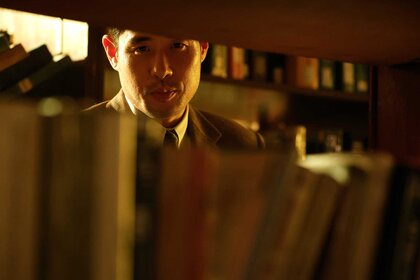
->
[188,106,221,147]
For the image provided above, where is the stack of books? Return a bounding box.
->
[0,39,73,99]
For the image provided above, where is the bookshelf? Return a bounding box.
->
[0,2,419,279]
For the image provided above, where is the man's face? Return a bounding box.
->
[103,30,208,127]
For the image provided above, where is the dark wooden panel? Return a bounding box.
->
[285,94,368,138]
[1,0,419,64]
[85,25,106,102]
[374,63,420,164]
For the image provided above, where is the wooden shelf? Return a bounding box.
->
[201,74,369,104]
[1,0,419,65]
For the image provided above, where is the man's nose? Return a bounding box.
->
[150,53,173,80]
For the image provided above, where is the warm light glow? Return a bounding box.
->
[38,98,64,116]
[0,8,88,60]
[62,19,89,61]
[300,154,351,184]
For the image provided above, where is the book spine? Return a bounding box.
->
[134,121,162,279]
[0,55,71,96]
[0,44,52,90]
[0,102,42,280]
[355,64,369,94]
[319,59,336,90]
[342,62,356,93]
[210,44,228,78]
[298,57,319,89]
[390,170,420,280]
[228,46,249,80]
[0,44,28,71]
[250,51,268,82]
[286,56,319,89]
[267,53,285,84]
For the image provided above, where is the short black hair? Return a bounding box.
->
[107,27,123,45]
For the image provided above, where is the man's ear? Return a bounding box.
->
[102,35,119,70]
[199,41,209,63]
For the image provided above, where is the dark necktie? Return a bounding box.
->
[164,130,178,148]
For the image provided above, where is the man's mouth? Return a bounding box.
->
[150,88,177,101]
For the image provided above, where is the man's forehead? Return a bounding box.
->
[122,30,189,42]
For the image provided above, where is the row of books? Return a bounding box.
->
[259,123,367,156]
[202,44,370,94]
[0,99,138,280]
[0,36,76,99]
[258,106,367,156]
[1,98,419,279]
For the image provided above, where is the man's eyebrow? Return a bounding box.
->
[128,36,151,44]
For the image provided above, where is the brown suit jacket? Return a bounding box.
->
[86,90,265,149]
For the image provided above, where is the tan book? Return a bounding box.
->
[285,174,342,280]
[244,152,300,279]
[0,44,27,71]
[208,151,278,280]
[269,168,322,279]
[342,62,356,92]
[210,44,228,78]
[0,100,42,280]
[87,111,137,280]
[157,147,219,280]
[41,107,137,280]
[228,46,249,80]
[40,100,87,280]
[287,56,320,89]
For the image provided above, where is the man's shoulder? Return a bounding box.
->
[83,90,129,113]
[198,110,249,133]
[192,108,265,149]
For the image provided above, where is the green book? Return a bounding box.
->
[319,60,337,90]
[250,51,268,82]
[355,64,369,94]
[267,53,285,84]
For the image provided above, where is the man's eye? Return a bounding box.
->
[134,46,150,53]
[173,42,187,50]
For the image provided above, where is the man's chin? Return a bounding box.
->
[146,108,186,127]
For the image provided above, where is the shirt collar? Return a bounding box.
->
[124,93,138,115]
[170,105,189,148]
[124,93,189,148]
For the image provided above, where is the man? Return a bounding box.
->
[86,28,264,149]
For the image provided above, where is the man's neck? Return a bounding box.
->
[159,109,186,128]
